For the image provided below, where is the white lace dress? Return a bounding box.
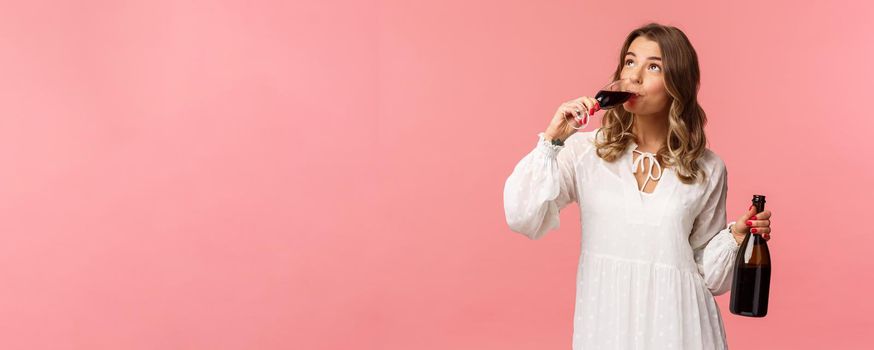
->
[503,128,740,350]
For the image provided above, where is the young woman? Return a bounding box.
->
[503,23,773,349]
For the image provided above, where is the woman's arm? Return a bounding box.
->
[502,132,587,240]
[689,160,740,296]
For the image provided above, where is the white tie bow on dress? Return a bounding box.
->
[631,150,663,193]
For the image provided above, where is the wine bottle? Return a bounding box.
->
[729,195,771,317]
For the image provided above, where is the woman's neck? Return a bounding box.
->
[631,113,669,151]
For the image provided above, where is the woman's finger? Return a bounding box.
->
[750,227,770,234]
[574,97,594,113]
[585,97,600,114]
[752,210,771,220]
[564,98,592,126]
[560,103,586,127]
[744,205,758,221]
[561,103,578,119]
[746,219,770,227]
[572,100,587,119]
[568,101,586,127]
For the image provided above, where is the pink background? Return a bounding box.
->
[0,0,871,349]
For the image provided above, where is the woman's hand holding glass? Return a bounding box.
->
[544,78,644,141]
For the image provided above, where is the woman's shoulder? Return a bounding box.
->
[700,148,726,168]
[697,147,727,184]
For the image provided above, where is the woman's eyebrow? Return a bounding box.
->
[625,52,662,61]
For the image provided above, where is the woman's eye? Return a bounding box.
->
[625,60,661,72]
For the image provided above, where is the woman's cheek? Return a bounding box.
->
[644,83,662,97]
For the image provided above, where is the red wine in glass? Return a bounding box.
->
[572,78,644,130]
[594,90,635,109]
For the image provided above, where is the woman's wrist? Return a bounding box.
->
[730,223,744,245]
[543,132,560,141]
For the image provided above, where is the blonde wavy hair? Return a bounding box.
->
[594,23,709,185]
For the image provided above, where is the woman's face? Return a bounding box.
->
[620,36,671,117]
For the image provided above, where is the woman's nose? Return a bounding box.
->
[626,71,643,84]
[622,70,643,84]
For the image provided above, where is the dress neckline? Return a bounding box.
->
[611,138,679,227]
[628,140,666,195]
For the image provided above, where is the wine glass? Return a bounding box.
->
[571,78,645,130]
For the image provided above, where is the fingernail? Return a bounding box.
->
[751,228,758,233]
[746,220,752,226]
[750,215,757,220]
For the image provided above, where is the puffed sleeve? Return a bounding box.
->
[689,158,740,296]
[502,131,586,240]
